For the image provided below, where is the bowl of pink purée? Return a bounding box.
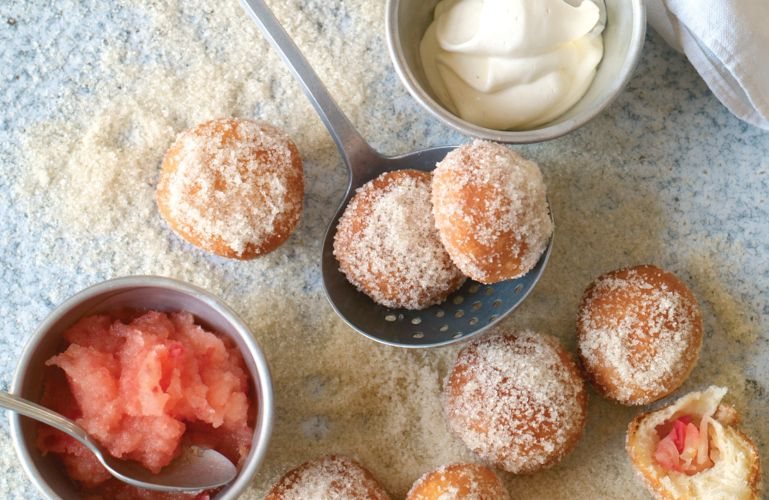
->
[8,276,274,499]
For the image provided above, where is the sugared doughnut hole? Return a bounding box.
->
[333,169,465,310]
[576,264,703,405]
[156,117,304,259]
[406,463,510,499]
[265,455,390,500]
[432,140,552,284]
[443,330,587,474]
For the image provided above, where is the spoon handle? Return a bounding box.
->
[240,0,383,187]
[0,391,96,452]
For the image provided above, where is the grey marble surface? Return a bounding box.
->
[1,1,768,498]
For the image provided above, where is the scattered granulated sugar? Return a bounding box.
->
[686,248,759,345]
[240,294,472,496]
[8,0,766,499]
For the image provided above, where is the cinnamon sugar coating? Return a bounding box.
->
[406,463,510,500]
[333,169,465,309]
[431,140,552,284]
[443,330,587,474]
[577,265,703,405]
[156,117,303,259]
[265,455,391,500]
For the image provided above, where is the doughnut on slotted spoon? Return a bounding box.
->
[240,0,553,347]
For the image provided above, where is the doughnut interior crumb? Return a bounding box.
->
[626,386,761,500]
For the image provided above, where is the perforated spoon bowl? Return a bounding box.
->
[240,0,553,347]
[0,391,237,492]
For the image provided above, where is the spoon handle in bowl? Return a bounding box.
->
[0,391,96,452]
[240,0,381,184]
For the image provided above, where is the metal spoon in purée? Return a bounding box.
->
[0,391,237,492]
[240,0,553,347]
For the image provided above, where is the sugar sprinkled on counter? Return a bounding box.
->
[5,0,765,498]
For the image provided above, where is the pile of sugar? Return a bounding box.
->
[432,140,553,282]
[6,0,765,498]
[158,118,302,257]
[578,268,700,401]
[334,170,464,309]
[443,330,586,473]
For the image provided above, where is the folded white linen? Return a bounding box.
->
[647,0,769,130]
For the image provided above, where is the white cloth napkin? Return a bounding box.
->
[647,0,769,130]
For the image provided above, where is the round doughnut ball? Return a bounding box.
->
[443,330,587,474]
[407,463,510,500]
[576,264,703,405]
[432,140,553,284]
[333,169,465,309]
[265,455,391,500]
[156,117,303,259]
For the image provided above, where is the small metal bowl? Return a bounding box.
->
[386,0,646,143]
[8,276,274,499]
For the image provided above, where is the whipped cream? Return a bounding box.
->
[420,0,605,130]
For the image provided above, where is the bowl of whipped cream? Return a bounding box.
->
[386,0,646,143]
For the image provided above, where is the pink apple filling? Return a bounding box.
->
[36,311,255,496]
[654,414,714,475]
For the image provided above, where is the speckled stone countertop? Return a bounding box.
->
[1,1,767,498]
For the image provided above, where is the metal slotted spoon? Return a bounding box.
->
[240,0,553,348]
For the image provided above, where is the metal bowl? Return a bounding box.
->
[386,0,646,143]
[8,276,274,499]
